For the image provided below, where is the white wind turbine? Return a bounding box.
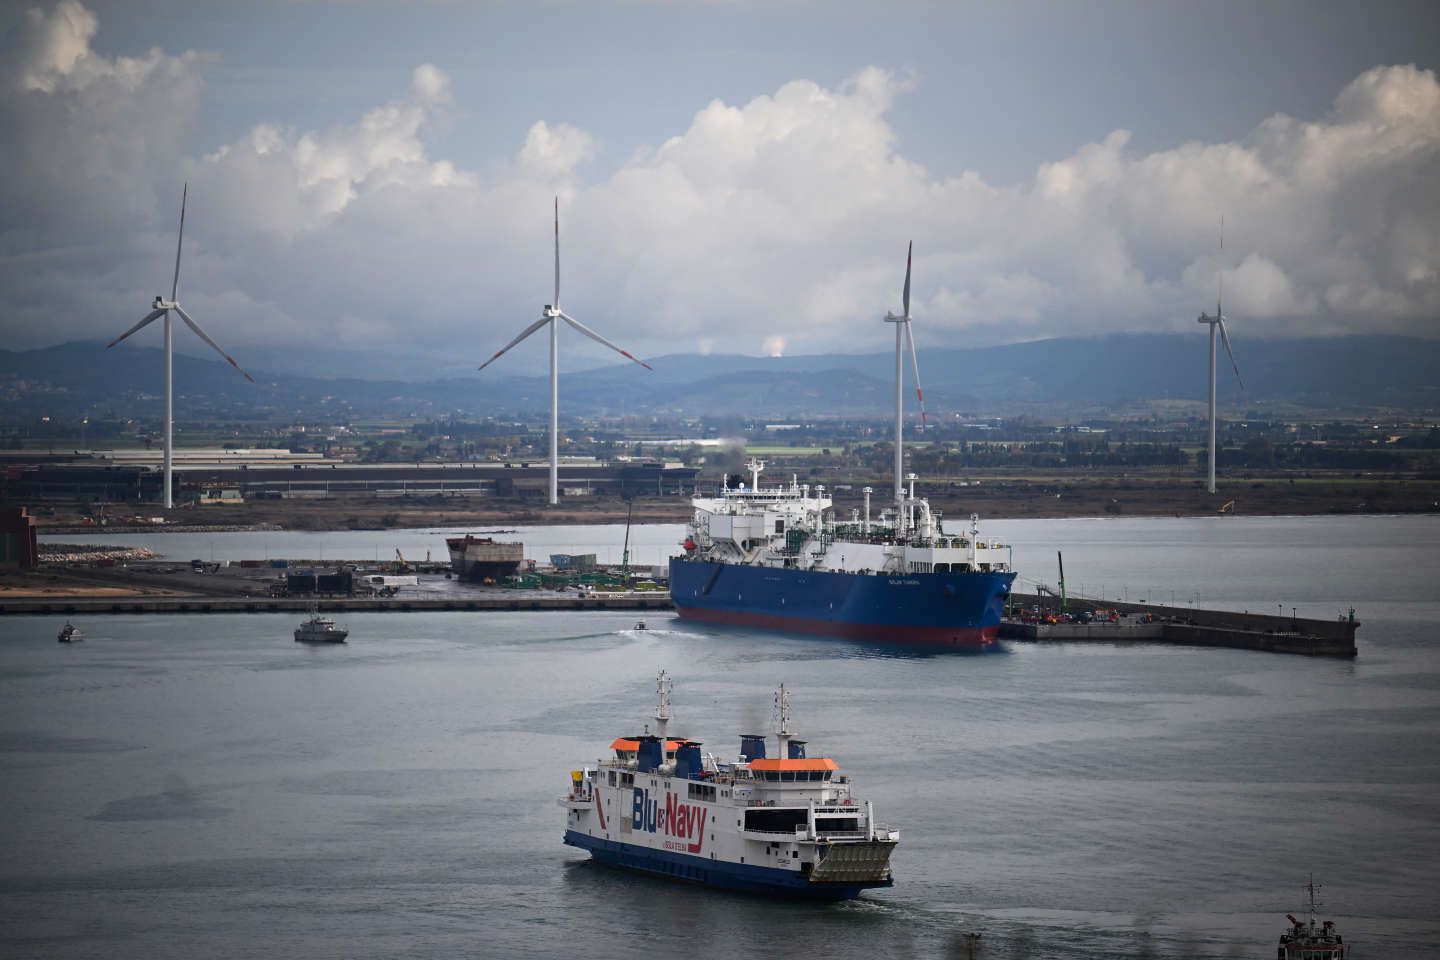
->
[1197,218,1244,494]
[478,198,652,505]
[107,184,254,508]
[883,241,928,531]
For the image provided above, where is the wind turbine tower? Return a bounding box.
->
[478,199,652,505]
[1197,218,1244,494]
[107,185,254,508]
[883,242,928,532]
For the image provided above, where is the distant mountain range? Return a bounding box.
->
[3,334,1437,422]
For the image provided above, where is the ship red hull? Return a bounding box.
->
[669,559,1013,651]
[673,605,1001,649]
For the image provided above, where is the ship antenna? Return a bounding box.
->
[653,669,672,769]
[773,683,793,759]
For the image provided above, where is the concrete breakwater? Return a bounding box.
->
[0,593,672,616]
[4,583,1358,657]
[1001,592,1359,657]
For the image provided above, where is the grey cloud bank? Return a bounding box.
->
[2,1,1437,369]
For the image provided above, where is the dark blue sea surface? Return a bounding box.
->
[6,515,1439,958]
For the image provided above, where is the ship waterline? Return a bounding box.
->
[669,559,1014,648]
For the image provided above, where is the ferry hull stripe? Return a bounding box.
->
[563,830,890,900]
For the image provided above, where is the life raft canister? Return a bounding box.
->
[683,538,697,552]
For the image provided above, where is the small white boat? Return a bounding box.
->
[634,620,648,630]
[294,613,348,643]
[57,622,83,643]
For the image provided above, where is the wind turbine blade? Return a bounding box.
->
[553,196,560,310]
[902,240,912,318]
[107,308,166,348]
[904,319,927,429]
[478,315,551,371]
[1216,214,1224,317]
[171,183,187,302]
[558,311,653,370]
[174,305,255,382]
[1217,316,1244,390]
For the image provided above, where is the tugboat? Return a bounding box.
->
[57,622,83,643]
[294,612,348,643]
[560,671,899,899]
[1277,878,1347,959]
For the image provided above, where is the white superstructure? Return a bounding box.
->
[681,458,1010,577]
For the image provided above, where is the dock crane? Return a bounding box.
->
[394,548,412,573]
[1057,551,1068,613]
[1219,500,1236,513]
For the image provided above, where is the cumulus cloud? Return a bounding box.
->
[15,0,96,92]
[2,1,1437,369]
[517,121,596,179]
[410,63,449,103]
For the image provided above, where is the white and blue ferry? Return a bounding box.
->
[561,672,898,899]
[668,245,1016,650]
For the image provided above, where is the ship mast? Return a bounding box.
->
[774,683,794,760]
[654,669,672,771]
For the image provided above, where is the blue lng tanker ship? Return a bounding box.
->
[669,245,1016,649]
[669,461,1015,649]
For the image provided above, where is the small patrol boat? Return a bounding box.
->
[57,622,83,643]
[1277,878,1347,959]
[294,613,348,643]
[561,671,898,899]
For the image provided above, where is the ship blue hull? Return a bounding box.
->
[563,830,889,900]
[668,558,1015,649]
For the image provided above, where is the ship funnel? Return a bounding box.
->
[636,735,663,773]
[739,734,766,761]
[675,741,703,779]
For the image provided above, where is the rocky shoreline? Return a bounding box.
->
[39,543,158,563]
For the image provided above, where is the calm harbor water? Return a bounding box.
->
[7,515,1440,958]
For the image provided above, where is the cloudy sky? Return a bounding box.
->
[2,0,1437,374]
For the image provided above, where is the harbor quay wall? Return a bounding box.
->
[1008,591,1359,641]
[1160,622,1356,657]
[6,582,1358,657]
[1004,591,1359,658]
[1003,622,1165,641]
[0,594,674,616]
